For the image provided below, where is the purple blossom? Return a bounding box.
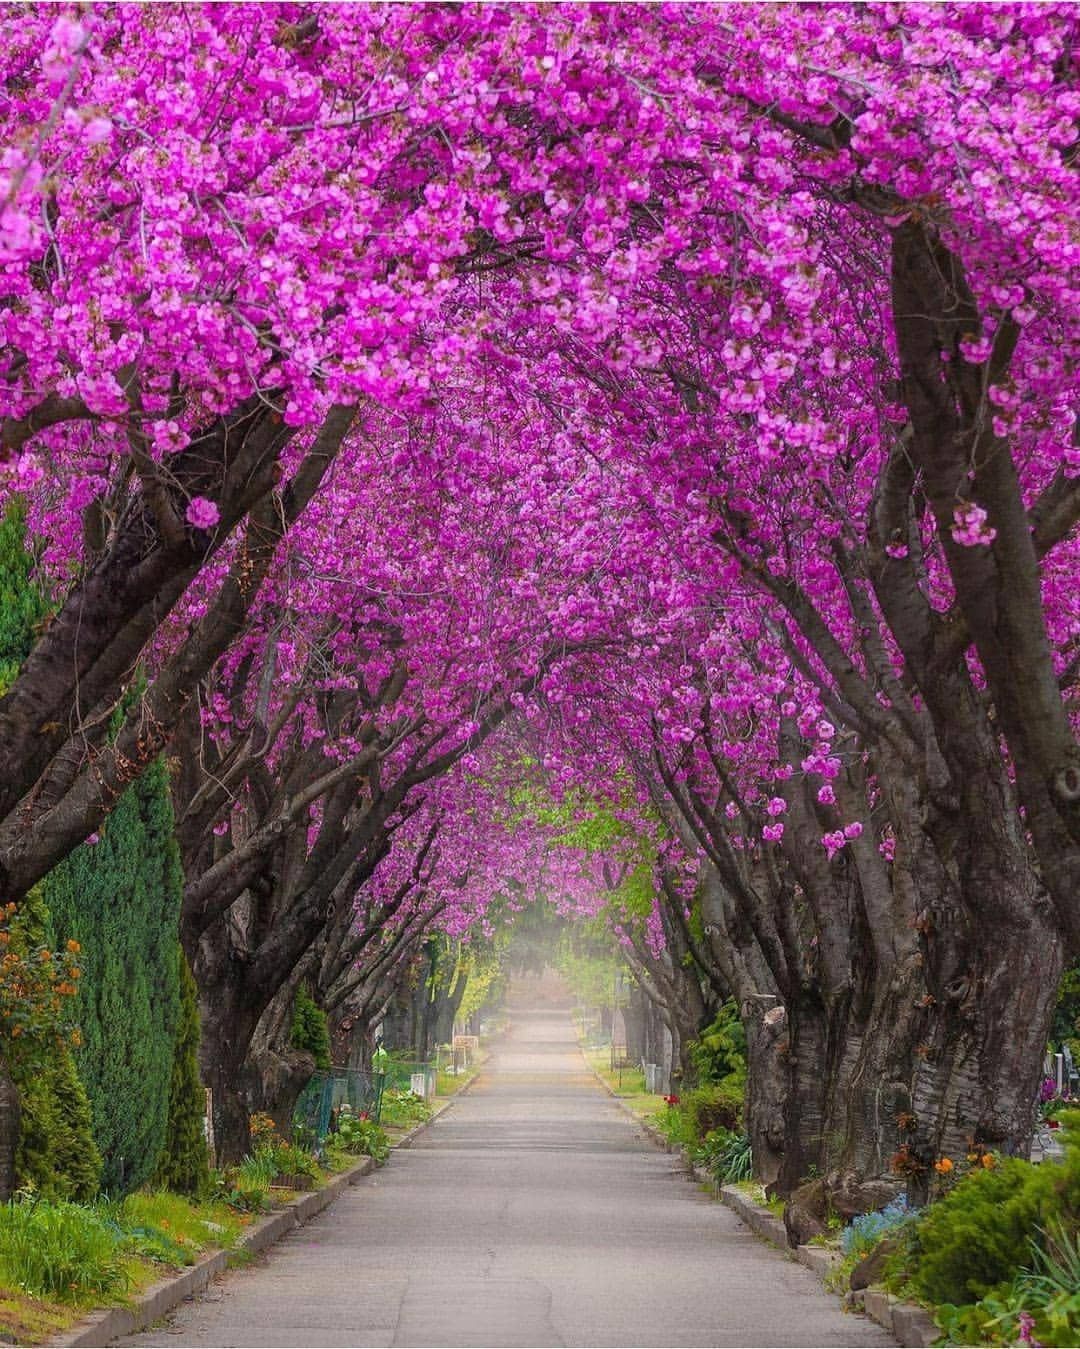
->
[186,496,220,530]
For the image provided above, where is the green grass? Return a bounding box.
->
[118,1191,245,1257]
[581,1048,661,1120]
[0,1288,82,1345]
[0,1200,130,1303]
[0,1182,284,1343]
[434,1047,489,1100]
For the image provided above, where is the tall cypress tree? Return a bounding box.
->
[0,497,50,694]
[153,951,210,1196]
[45,757,184,1194]
[1,497,192,1197]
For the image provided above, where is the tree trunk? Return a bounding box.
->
[194,963,265,1164]
[0,1060,20,1201]
[246,985,316,1141]
[743,1013,787,1191]
[625,986,646,1062]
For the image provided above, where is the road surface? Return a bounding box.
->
[120,987,892,1347]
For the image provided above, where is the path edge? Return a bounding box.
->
[48,1064,489,1348]
[581,1048,937,1349]
[46,1156,377,1349]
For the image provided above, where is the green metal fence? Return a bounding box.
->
[380,1058,436,1097]
[293,1068,385,1150]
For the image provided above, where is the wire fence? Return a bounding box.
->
[293,1068,385,1150]
[380,1058,437,1098]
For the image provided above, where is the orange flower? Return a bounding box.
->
[934,1157,954,1174]
[981,1153,995,1168]
[65,939,81,954]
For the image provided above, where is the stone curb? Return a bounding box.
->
[718,1183,790,1249]
[580,1047,937,1348]
[48,1157,379,1348]
[716,1186,937,1349]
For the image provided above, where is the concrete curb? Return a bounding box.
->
[48,1157,378,1348]
[716,1186,937,1348]
[580,1047,936,1348]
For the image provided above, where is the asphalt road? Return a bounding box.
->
[119,987,893,1347]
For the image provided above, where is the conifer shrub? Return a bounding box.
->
[290,985,332,1070]
[45,756,184,1195]
[15,1047,102,1203]
[152,952,210,1198]
[891,1113,1080,1308]
[0,497,51,694]
[2,887,101,1202]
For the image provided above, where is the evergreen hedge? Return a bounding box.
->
[153,950,210,1197]
[45,758,184,1194]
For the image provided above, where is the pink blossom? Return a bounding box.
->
[186,497,220,530]
[952,502,997,547]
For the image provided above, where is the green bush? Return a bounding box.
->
[290,985,331,1071]
[152,952,210,1198]
[934,1221,1080,1348]
[892,1111,1080,1308]
[688,1001,747,1087]
[379,1089,433,1128]
[0,1199,129,1302]
[331,1105,389,1162]
[682,1073,745,1141]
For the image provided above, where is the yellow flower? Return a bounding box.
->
[934,1157,954,1174]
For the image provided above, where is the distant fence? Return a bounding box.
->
[293,1068,385,1149]
[381,1058,437,1098]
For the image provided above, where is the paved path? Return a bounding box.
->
[121,994,892,1347]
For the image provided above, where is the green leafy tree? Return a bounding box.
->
[152,951,210,1197]
[689,1001,747,1086]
